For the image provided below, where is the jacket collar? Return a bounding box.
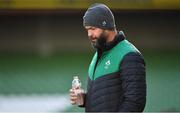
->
[98,31,125,52]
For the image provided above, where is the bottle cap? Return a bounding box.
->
[73,76,78,79]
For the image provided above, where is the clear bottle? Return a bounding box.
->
[72,76,84,105]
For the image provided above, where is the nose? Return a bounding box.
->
[88,31,92,38]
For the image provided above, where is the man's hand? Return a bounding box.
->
[69,89,78,105]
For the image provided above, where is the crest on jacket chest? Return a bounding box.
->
[104,60,111,69]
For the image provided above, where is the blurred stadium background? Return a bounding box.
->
[0,0,180,112]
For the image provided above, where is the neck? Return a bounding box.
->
[106,29,118,43]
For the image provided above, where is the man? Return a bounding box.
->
[70,3,146,112]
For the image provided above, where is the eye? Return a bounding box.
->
[91,28,95,30]
[91,27,96,30]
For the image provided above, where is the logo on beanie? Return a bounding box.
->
[102,21,106,26]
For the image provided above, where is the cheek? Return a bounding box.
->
[93,30,100,36]
[95,31,103,38]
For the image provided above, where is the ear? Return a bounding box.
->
[104,30,110,35]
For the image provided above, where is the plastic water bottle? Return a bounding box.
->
[72,76,84,105]
[72,76,81,89]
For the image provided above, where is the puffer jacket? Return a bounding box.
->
[81,32,146,112]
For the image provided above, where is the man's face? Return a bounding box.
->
[85,26,107,50]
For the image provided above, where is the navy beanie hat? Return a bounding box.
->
[83,3,116,30]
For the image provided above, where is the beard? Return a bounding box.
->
[90,32,107,50]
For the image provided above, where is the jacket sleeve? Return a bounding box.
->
[118,52,146,112]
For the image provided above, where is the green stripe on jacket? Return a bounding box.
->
[88,39,140,80]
